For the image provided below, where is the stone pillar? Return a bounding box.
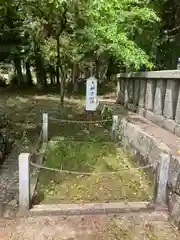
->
[124,80,128,107]
[111,115,119,141]
[145,79,155,111]
[116,78,120,102]
[153,80,165,115]
[175,87,180,123]
[155,152,170,207]
[19,153,30,214]
[133,79,140,106]
[117,79,124,104]
[163,80,178,119]
[138,79,146,108]
[43,113,48,142]
[128,79,133,103]
[116,79,120,103]
[121,79,125,104]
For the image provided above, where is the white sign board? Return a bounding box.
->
[85,77,97,111]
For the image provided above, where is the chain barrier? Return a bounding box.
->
[48,116,112,124]
[30,112,157,177]
[27,113,155,203]
[30,161,157,175]
[51,139,114,144]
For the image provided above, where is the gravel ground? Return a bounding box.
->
[0,211,180,240]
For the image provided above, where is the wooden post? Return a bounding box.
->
[43,113,48,142]
[19,153,30,215]
[111,115,119,141]
[155,152,170,207]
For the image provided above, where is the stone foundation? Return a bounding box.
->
[115,113,180,226]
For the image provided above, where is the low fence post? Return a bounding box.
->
[19,153,30,215]
[155,152,170,208]
[43,113,48,143]
[111,115,119,141]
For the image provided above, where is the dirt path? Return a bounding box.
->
[0,211,179,240]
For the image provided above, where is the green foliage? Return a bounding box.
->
[85,0,159,69]
[0,0,163,89]
[0,0,23,61]
[151,0,180,69]
[24,0,160,73]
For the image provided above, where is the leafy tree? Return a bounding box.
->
[0,0,161,100]
[0,0,25,84]
[82,0,159,70]
[41,0,159,101]
[152,0,180,69]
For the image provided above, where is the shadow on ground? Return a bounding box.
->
[0,89,93,150]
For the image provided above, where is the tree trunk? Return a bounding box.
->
[35,54,47,90]
[25,61,33,86]
[60,79,65,104]
[72,64,80,93]
[85,67,90,79]
[56,35,60,84]
[41,57,47,88]
[50,66,56,84]
[60,65,67,104]
[14,56,24,85]
[35,55,43,90]
[50,72,54,84]
[95,58,99,79]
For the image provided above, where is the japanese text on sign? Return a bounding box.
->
[85,77,97,111]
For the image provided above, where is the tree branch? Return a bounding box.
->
[165,25,180,34]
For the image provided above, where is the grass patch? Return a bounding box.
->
[0,91,153,204]
[39,134,153,204]
[33,101,153,204]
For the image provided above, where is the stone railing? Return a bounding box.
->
[116,70,180,136]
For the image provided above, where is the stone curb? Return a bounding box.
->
[29,202,155,216]
[116,111,180,226]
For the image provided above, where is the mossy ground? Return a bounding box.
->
[38,101,153,204]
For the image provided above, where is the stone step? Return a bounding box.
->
[29,202,168,217]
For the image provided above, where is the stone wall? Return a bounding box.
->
[116,112,180,226]
[116,70,180,137]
